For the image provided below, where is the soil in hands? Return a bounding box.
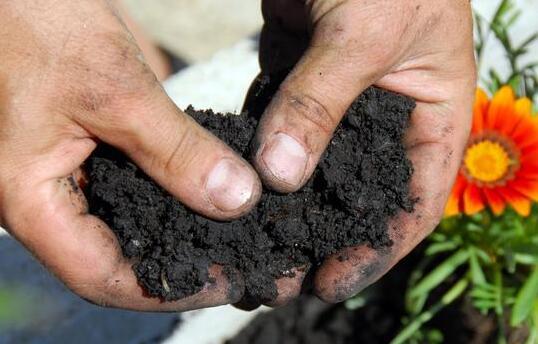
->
[84,86,416,304]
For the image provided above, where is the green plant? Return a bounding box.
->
[390,1,538,343]
[395,208,538,344]
[475,0,538,102]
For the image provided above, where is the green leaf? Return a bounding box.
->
[442,278,469,304]
[473,300,496,310]
[469,281,505,315]
[517,33,538,50]
[408,292,428,316]
[505,9,521,28]
[508,74,522,95]
[512,243,538,265]
[466,223,485,233]
[505,249,517,273]
[475,248,492,264]
[492,0,514,24]
[528,302,538,344]
[425,242,459,256]
[522,62,538,71]
[345,296,366,310]
[511,266,538,326]
[391,279,468,344]
[469,248,486,285]
[511,243,538,257]
[488,69,503,94]
[471,285,496,299]
[515,253,538,265]
[409,250,470,299]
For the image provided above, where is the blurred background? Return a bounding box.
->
[1,0,537,343]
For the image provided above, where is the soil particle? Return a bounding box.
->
[85,86,416,304]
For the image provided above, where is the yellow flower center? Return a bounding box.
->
[464,141,510,183]
[463,133,520,186]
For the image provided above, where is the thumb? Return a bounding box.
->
[252,1,408,192]
[74,81,261,221]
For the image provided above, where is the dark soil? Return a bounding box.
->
[84,86,415,304]
[227,251,500,344]
[227,249,415,344]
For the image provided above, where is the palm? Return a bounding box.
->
[245,0,476,304]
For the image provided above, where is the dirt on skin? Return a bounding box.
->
[84,86,416,304]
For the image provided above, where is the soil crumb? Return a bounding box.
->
[85,87,416,304]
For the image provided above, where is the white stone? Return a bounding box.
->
[163,305,269,344]
[164,39,260,113]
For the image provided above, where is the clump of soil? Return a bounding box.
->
[85,86,416,304]
[227,251,414,344]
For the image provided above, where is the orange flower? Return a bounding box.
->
[446,86,538,217]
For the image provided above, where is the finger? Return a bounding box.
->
[265,267,307,307]
[265,269,306,307]
[233,267,307,310]
[59,19,260,221]
[1,170,243,311]
[252,2,411,192]
[314,100,472,302]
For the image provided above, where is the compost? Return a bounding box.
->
[85,86,415,304]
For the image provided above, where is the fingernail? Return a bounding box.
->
[206,159,255,212]
[261,133,308,186]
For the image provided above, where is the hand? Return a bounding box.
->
[248,0,476,305]
[0,0,261,311]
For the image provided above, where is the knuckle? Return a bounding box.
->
[55,32,158,119]
[313,4,402,46]
[281,89,337,135]
[150,118,202,177]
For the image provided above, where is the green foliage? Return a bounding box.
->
[346,1,538,341]
[475,0,538,103]
[391,2,538,340]
[396,205,538,343]
[392,279,468,344]
[511,267,538,326]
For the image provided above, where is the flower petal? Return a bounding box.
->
[518,164,538,180]
[445,174,467,216]
[511,116,538,150]
[463,184,485,215]
[483,188,506,216]
[472,88,489,134]
[498,98,533,137]
[497,187,531,216]
[520,140,538,158]
[520,156,538,170]
[487,86,515,131]
[514,97,533,117]
[509,178,538,202]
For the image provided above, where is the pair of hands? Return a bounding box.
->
[0,0,476,311]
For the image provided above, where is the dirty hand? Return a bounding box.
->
[0,0,261,311]
[249,0,476,305]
